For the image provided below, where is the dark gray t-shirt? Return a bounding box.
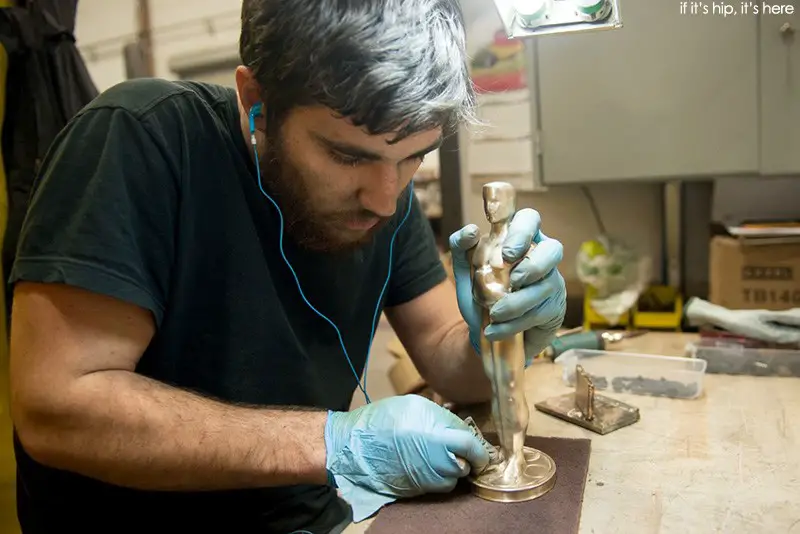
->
[10,78,446,533]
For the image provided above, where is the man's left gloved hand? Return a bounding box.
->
[449,208,567,358]
[325,395,489,522]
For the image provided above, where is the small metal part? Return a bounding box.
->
[469,445,557,503]
[601,330,647,343]
[535,365,640,435]
[601,331,623,343]
[574,365,594,420]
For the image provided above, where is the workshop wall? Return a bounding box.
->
[75,0,664,290]
[76,0,238,86]
[75,0,135,91]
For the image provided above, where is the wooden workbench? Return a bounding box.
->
[345,333,800,533]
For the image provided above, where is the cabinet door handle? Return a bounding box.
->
[779,22,794,35]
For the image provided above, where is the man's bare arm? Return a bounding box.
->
[384,280,491,404]
[10,282,329,491]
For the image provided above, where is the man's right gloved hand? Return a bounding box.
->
[324,395,490,522]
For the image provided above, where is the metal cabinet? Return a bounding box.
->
[759,8,800,175]
[534,0,760,183]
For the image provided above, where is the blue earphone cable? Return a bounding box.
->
[248,104,413,404]
[362,183,413,394]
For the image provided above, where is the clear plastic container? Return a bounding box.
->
[686,343,800,377]
[554,349,707,399]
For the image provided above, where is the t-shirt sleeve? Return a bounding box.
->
[384,188,448,307]
[9,106,179,326]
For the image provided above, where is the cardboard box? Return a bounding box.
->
[709,236,800,310]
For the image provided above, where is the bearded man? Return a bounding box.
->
[7,1,567,532]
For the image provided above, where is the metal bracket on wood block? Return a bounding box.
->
[534,365,640,435]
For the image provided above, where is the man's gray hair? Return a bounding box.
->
[240,0,478,141]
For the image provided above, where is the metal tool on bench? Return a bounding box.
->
[467,181,557,503]
[534,364,640,435]
[536,328,647,363]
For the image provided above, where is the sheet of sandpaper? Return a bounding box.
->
[366,435,592,534]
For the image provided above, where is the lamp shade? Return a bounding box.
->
[491,0,623,38]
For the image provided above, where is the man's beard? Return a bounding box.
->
[258,134,391,253]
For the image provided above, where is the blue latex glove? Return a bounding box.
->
[685,297,800,345]
[324,395,489,522]
[449,208,567,358]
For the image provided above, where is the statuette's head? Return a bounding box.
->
[482,182,516,223]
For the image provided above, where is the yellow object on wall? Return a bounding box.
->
[632,285,683,331]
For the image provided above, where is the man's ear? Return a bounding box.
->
[235,66,266,128]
